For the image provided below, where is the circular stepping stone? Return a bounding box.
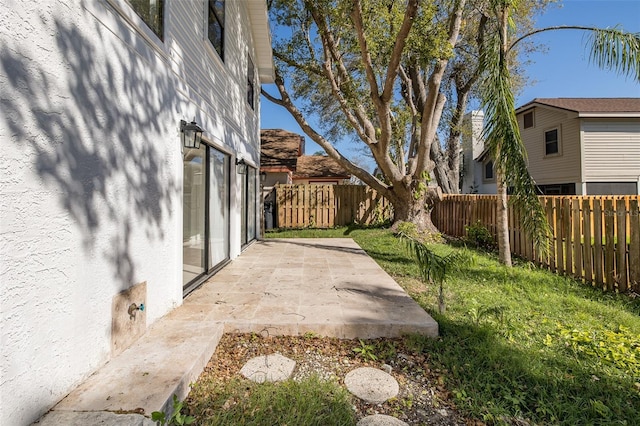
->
[357,414,408,426]
[240,353,296,383]
[344,367,399,404]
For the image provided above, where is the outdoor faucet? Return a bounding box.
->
[127,302,145,318]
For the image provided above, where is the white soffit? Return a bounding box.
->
[245,0,275,83]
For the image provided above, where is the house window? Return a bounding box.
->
[247,54,255,109]
[126,0,164,40]
[537,183,576,195]
[483,160,494,181]
[523,111,534,129]
[208,0,225,60]
[544,127,560,156]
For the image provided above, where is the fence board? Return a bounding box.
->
[546,198,556,271]
[616,199,628,292]
[629,199,640,292]
[275,184,393,230]
[572,199,582,280]
[432,194,639,295]
[604,199,615,291]
[276,188,639,294]
[564,199,573,276]
[593,200,604,288]
[582,199,593,285]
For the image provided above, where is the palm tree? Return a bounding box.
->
[480,0,640,266]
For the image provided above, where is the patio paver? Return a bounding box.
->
[201,238,438,339]
[36,238,437,425]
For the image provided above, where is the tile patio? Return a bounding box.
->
[38,238,437,424]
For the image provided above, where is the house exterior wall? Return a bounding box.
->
[581,119,640,193]
[518,106,582,188]
[0,1,267,424]
[293,178,350,185]
[264,171,292,187]
[460,110,496,194]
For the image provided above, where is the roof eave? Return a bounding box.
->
[246,0,275,83]
[578,112,640,118]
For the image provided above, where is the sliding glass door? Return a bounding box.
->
[240,166,257,246]
[183,146,206,285]
[183,145,230,291]
[209,149,229,267]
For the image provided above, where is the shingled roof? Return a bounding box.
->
[294,155,351,179]
[260,129,304,170]
[517,98,640,115]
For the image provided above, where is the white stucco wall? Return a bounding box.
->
[0,0,266,424]
[460,111,496,194]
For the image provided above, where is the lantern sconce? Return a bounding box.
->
[236,158,247,174]
[260,171,267,183]
[180,119,204,149]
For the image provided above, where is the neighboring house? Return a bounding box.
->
[515,98,640,195]
[461,110,497,194]
[260,128,305,187]
[293,155,352,185]
[260,129,351,187]
[462,99,640,195]
[0,1,273,424]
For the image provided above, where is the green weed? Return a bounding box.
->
[353,339,378,362]
[187,375,355,425]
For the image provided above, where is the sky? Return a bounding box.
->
[260,0,640,163]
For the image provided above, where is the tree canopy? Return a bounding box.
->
[262,0,639,246]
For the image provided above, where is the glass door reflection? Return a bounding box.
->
[208,148,230,268]
[183,146,206,285]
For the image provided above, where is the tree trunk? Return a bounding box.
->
[496,169,512,266]
[389,187,441,235]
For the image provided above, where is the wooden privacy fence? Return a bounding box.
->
[275,184,392,228]
[433,195,640,293]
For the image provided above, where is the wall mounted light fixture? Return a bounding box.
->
[180,120,204,149]
[236,158,247,174]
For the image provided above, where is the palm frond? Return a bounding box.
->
[479,27,551,257]
[397,232,464,285]
[588,27,640,82]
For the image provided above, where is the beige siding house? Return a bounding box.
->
[516,98,640,195]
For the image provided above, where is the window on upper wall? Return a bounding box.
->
[523,111,534,129]
[544,127,560,156]
[483,160,494,181]
[247,54,255,109]
[126,0,164,40]
[208,0,225,60]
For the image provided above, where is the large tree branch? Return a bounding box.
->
[351,0,419,158]
[415,0,466,177]
[307,2,379,145]
[351,0,382,105]
[268,71,390,194]
[381,0,419,104]
[273,51,324,77]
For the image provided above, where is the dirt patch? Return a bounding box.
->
[186,333,482,425]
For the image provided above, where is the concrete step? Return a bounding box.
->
[45,310,224,420]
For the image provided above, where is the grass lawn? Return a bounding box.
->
[266,227,640,425]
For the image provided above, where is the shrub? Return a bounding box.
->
[465,220,494,249]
